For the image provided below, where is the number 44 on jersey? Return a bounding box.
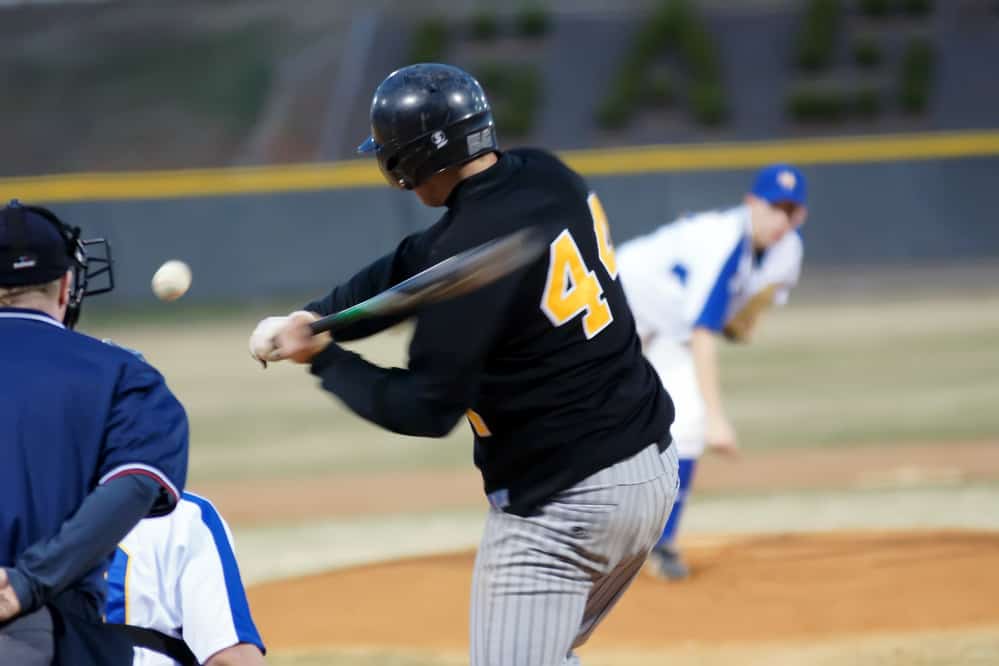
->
[541,193,619,340]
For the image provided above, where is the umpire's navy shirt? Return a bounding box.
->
[1,307,188,604]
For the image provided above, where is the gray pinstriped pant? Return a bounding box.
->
[470,442,679,665]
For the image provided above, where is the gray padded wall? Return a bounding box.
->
[45,156,998,306]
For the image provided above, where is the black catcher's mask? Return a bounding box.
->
[0,200,114,329]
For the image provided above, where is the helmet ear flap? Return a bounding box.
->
[381,113,499,189]
[376,148,413,190]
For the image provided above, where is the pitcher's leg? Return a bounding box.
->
[646,339,704,580]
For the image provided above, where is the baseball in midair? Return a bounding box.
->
[151,260,192,301]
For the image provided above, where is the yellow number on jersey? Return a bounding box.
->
[588,193,618,279]
[466,409,492,437]
[541,230,613,339]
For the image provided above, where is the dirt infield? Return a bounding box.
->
[235,441,999,661]
[204,440,998,526]
[247,530,999,653]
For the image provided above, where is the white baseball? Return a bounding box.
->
[151,260,192,301]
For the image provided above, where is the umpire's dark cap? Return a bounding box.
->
[0,199,71,287]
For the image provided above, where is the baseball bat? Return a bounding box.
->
[308,226,547,336]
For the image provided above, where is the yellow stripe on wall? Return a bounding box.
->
[0,160,381,204]
[1,129,998,203]
[564,130,999,175]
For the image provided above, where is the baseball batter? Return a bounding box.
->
[617,164,808,580]
[105,491,266,666]
[253,63,679,665]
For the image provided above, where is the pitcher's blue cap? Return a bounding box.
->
[0,200,72,287]
[751,164,807,206]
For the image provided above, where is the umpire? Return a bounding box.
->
[0,200,189,665]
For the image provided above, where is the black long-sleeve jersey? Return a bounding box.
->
[307,148,674,516]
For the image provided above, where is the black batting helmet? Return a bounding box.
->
[357,63,498,189]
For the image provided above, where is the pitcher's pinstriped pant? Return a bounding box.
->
[470,441,679,665]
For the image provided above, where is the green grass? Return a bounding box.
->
[721,296,999,449]
[269,651,465,666]
[266,626,999,665]
[85,312,469,484]
[83,290,999,486]
[270,650,465,666]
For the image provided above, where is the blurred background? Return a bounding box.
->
[2,1,998,665]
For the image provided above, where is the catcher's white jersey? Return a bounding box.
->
[618,205,802,343]
[105,492,265,666]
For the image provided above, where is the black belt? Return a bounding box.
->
[110,624,198,666]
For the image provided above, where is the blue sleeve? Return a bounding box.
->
[184,493,266,655]
[8,475,159,614]
[693,239,745,332]
[98,357,189,516]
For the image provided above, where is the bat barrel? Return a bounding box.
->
[308,226,547,337]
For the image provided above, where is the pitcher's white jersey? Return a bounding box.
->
[618,205,802,343]
[732,226,803,314]
[105,492,265,666]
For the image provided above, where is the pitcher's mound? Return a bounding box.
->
[248,530,999,652]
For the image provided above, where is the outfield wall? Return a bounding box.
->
[2,136,997,305]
